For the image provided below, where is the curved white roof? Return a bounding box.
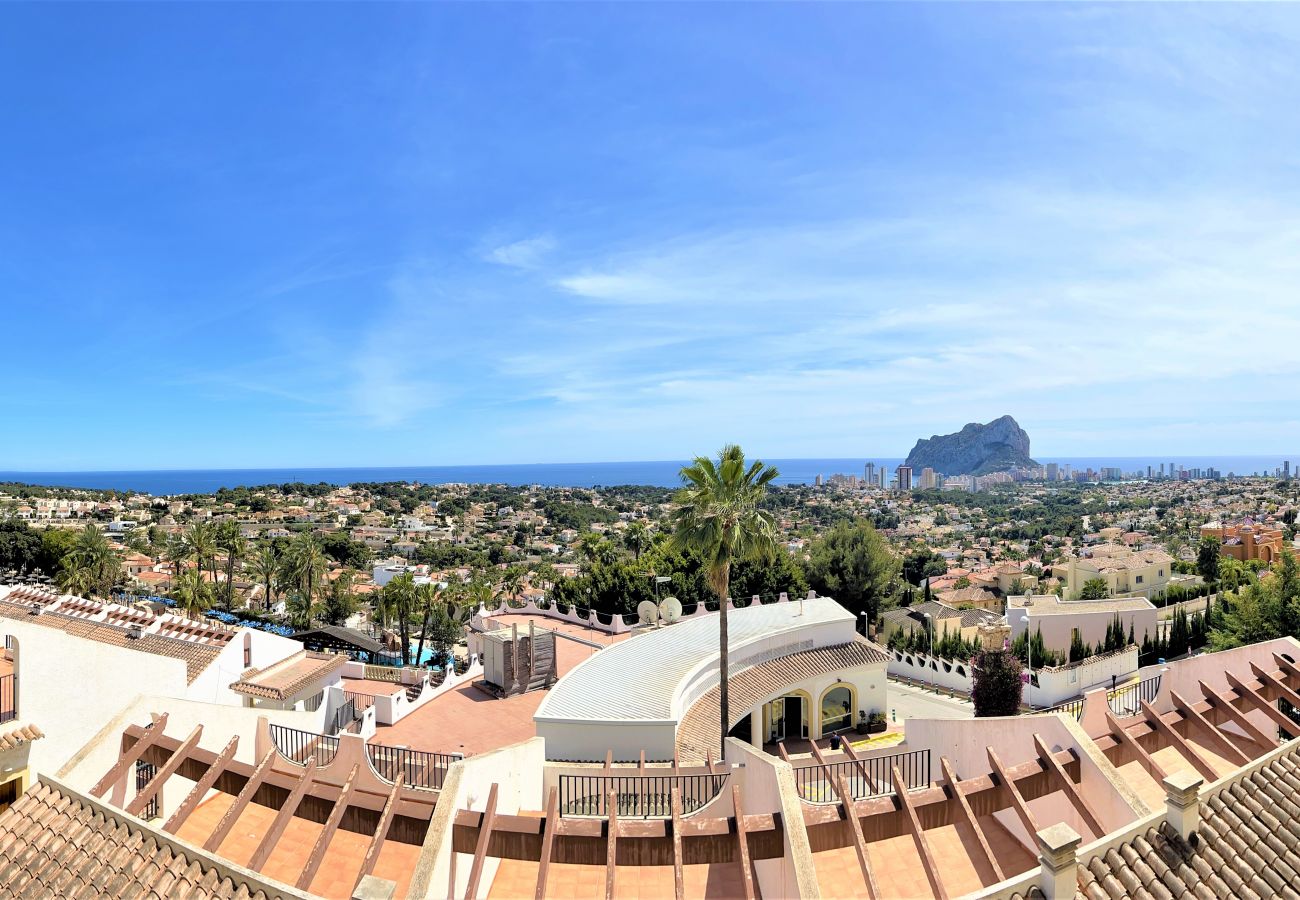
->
[534,597,855,724]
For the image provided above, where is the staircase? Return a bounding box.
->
[406,682,423,702]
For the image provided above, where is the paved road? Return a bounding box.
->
[884,678,974,724]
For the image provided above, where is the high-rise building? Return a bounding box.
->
[1285,461,1291,481]
[1147,465,1153,479]
[895,465,912,491]
[1046,463,1058,481]
[1159,463,1165,478]
[864,462,876,486]
[814,474,823,487]
[920,467,936,489]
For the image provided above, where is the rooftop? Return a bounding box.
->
[1011,594,1156,616]
[534,597,855,724]
[229,651,346,702]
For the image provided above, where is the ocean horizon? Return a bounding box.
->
[0,456,1293,495]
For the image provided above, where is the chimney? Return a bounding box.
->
[1036,823,1081,899]
[1163,771,1203,840]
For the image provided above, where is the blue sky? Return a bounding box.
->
[3,3,1300,470]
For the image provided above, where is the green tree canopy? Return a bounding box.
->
[805,519,898,627]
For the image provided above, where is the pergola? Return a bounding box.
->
[290,625,384,662]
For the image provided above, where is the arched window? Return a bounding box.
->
[820,684,854,734]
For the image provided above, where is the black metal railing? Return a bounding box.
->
[344,691,376,711]
[269,723,340,766]
[366,743,462,791]
[331,698,361,735]
[135,760,159,820]
[1043,697,1085,721]
[0,674,15,724]
[558,772,730,818]
[1108,673,1162,717]
[792,749,930,804]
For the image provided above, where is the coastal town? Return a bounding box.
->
[6,2,1300,898]
[4,429,1300,898]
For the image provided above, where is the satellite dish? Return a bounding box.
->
[636,600,660,625]
[659,596,683,624]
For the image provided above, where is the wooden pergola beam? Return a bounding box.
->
[840,742,879,795]
[670,788,684,900]
[834,773,879,900]
[90,713,168,798]
[1104,708,1167,781]
[535,787,558,900]
[986,747,1040,843]
[203,749,276,853]
[1199,680,1276,749]
[731,783,757,900]
[359,773,406,894]
[1226,670,1300,738]
[248,756,318,872]
[162,734,238,834]
[1031,735,1103,839]
[1169,689,1252,765]
[939,757,1003,883]
[1250,661,1300,710]
[892,765,947,900]
[126,724,203,818]
[296,764,360,891]
[463,781,497,900]
[1272,652,1300,685]
[1139,700,1218,781]
[809,741,840,802]
[605,789,618,900]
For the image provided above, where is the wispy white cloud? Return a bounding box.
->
[485,234,556,270]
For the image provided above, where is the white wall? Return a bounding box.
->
[4,620,190,778]
[412,737,546,900]
[185,628,304,706]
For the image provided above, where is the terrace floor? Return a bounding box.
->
[371,616,627,756]
[488,858,749,899]
[175,791,422,899]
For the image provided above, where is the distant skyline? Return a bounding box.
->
[5,4,1300,469]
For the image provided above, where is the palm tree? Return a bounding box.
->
[173,568,212,620]
[216,521,247,610]
[498,565,526,607]
[249,544,280,611]
[183,522,217,593]
[413,580,448,667]
[165,534,187,586]
[59,524,121,598]
[282,531,327,613]
[286,589,320,629]
[378,571,418,666]
[623,522,650,561]
[671,445,779,758]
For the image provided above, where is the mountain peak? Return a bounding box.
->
[903,416,1036,477]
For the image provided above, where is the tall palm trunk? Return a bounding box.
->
[415,605,431,668]
[717,567,730,759]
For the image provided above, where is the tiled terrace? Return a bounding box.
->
[371,617,622,756]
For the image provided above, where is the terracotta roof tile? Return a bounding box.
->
[1075,744,1300,899]
[0,724,42,753]
[229,650,345,701]
[0,778,296,900]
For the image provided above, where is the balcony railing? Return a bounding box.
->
[0,674,15,725]
[366,743,461,791]
[558,772,729,818]
[1107,673,1162,717]
[269,723,340,767]
[792,748,930,804]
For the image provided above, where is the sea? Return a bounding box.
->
[0,456,1293,495]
